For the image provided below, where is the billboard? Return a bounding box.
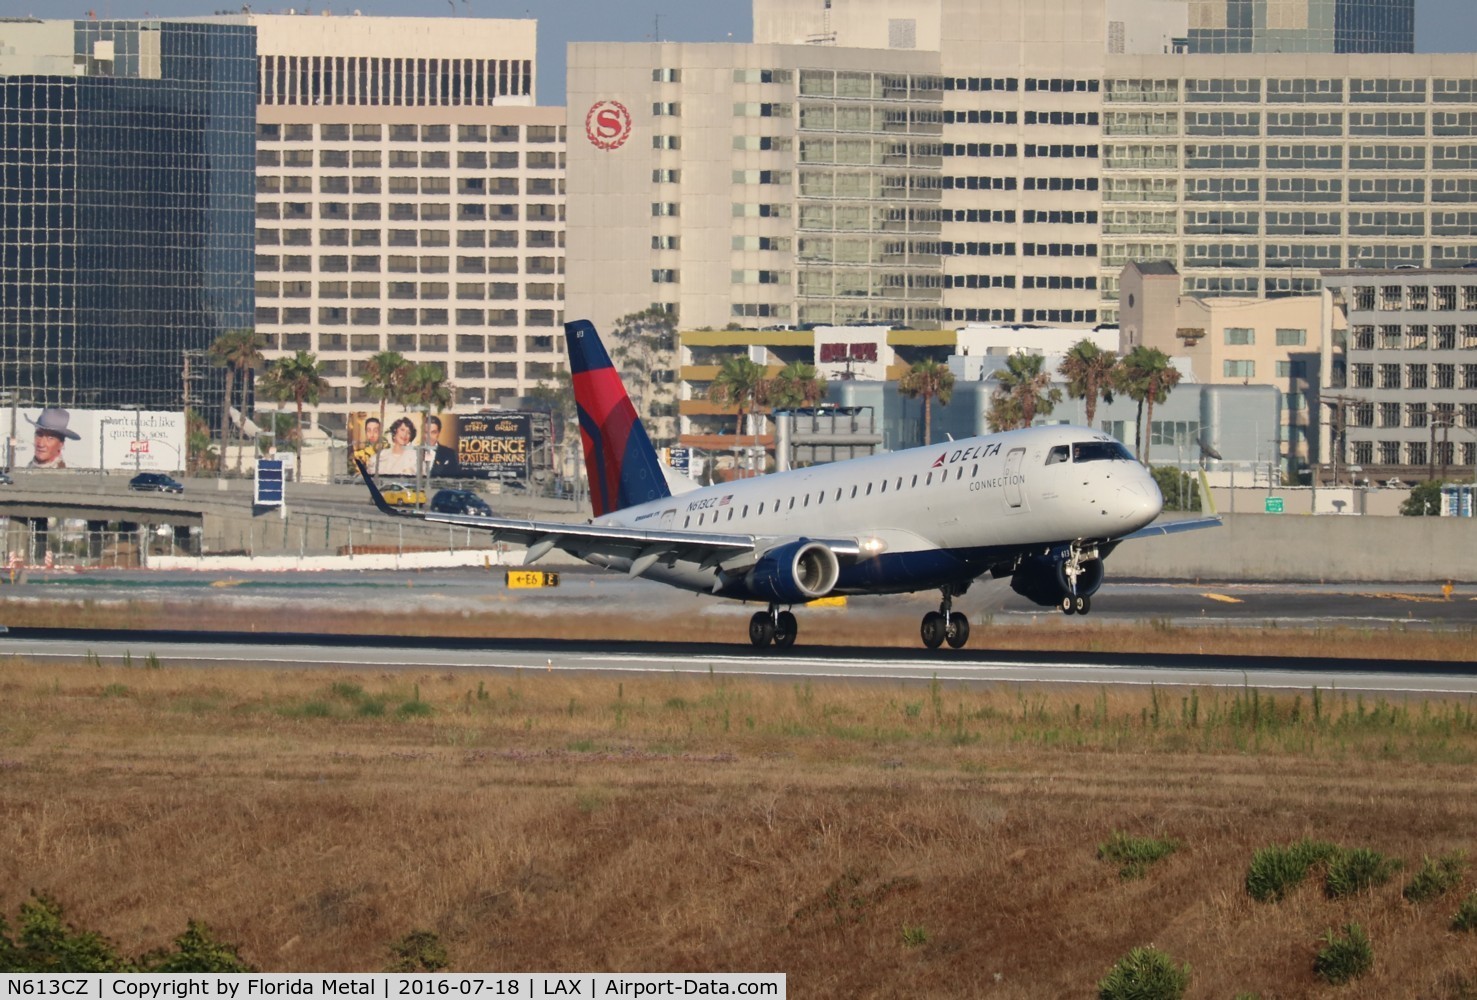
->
[347,411,535,481]
[2,407,186,472]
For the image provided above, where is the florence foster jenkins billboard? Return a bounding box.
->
[348,411,532,480]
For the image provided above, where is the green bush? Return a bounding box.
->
[1245,839,1339,902]
[1454,893,1477,933]
[1325,847,1401,899]
[1314,924,1373,985]
[1098,831,1179,880]
[0,895,253,974]
[0,894,130,972]
[1098,946,1190,1000]
[386,930,448,973]
[141,921,254,972]
[900,924,928,948]
[1403,851,1467,904]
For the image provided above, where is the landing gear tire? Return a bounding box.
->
[774,610,798,648]
[921,611,946,649]
[1060,595,1076,615]
[1074,595,1091,615]
[749,611,775,647]
[946,611,971,649]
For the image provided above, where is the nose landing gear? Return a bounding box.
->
[749,605,798,648]
[920,587,970,649]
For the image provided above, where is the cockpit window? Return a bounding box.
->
[1045,445,1070,466]
[1072,440,1134,463]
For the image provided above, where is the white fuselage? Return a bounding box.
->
[588,425,1163,598]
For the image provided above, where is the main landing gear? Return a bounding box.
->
[920,587,970,650]
[749,605,798,648]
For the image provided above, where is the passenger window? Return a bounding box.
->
[684,516,690,528]
[972,464,978,477]
[850,485,857,499]
[727,508,734,520]
[896,477,903,490]
[1046,445,1070,465]
[758,503,764,515]
[866,483,873,495]
[911,475,918,488]
[742,505,749,517]
[835,488,842,501]
[880,481,887,493]
[788,497,795,510]
[926,473,933,486]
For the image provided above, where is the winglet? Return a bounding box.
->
[356,459,407,517]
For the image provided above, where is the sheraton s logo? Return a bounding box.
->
[585,100,632,150]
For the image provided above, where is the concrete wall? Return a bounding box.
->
[1106,512,1476,583]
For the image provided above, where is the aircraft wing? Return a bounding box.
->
[356,461,856,575]
[1115,515,1223,541]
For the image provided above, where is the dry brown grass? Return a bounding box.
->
[3,659,1476,997]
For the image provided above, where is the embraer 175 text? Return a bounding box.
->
[359,319,1219,649]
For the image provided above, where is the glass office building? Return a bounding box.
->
[0,19,255,411]
[1187,0,1415,55]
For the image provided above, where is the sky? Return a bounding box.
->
[0,0,1473,106]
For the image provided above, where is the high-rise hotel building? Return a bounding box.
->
[198,13,565,434]
[566,0,1477,334]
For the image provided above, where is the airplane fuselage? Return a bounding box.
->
[587,424,1162,600]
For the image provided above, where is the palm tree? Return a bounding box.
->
[898,359,955,446]
[989,353,1062,431]
[360,350,411,438]
[401,362,454,507]
[1058,339,1117,429]
[707,356,769,437]
[259,351,330,482]
[208,328,266,476]
[1114,345,1181,465]
[767,361,829,410]
[184,408,216,476]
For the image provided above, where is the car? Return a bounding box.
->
[379,482,425,508]
[128,472,184,494]
[430,488,492,516]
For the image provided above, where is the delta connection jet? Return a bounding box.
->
[359,319,1219,649]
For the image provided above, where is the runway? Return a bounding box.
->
[6,625,1477,697]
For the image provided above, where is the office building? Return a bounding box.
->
[199,13,564,435]
[0,18,255,411]
[1319,267,1477,485]
[1120,260,1324,470]
[569,0,1477,341]
[1186,0,1414,55]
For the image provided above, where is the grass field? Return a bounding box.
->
[3,643,1476,996]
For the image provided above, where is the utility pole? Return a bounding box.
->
[1319,393,1366,487]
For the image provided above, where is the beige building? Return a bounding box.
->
[1120,260,1328,468]
[565,41,942,335]
[568,1,1477,337]
[198,14,565,435]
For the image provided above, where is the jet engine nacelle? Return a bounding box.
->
[745,539,840,605]
[1009,550,1104,608]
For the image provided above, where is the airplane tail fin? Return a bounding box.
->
[565,319,672,517]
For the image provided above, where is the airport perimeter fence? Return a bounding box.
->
[1,512,507,571]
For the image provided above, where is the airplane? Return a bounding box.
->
[358,318,1220,649]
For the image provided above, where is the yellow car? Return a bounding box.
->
[379,482,426,509]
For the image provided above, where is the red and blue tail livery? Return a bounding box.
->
[566,319,672,517]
